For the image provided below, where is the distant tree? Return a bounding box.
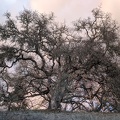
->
[0,8,120,112]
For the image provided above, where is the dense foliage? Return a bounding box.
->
[0,8,120,112]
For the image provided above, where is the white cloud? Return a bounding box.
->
[4,0,17,4]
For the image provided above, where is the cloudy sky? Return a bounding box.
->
[0,0,119,24]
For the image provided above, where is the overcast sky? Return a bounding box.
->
[0,0,120,24]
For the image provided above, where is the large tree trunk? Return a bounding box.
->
[49,72,68,110]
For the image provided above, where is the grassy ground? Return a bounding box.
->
[0,110,120,120]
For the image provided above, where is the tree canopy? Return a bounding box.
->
[0,8,120,112]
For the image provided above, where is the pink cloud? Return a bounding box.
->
[101,0,120,23]
[30,0,70,13]
[30,0,101,23]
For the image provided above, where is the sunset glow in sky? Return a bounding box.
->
[0,0,119,23]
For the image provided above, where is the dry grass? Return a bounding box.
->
[0,110,120,120]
